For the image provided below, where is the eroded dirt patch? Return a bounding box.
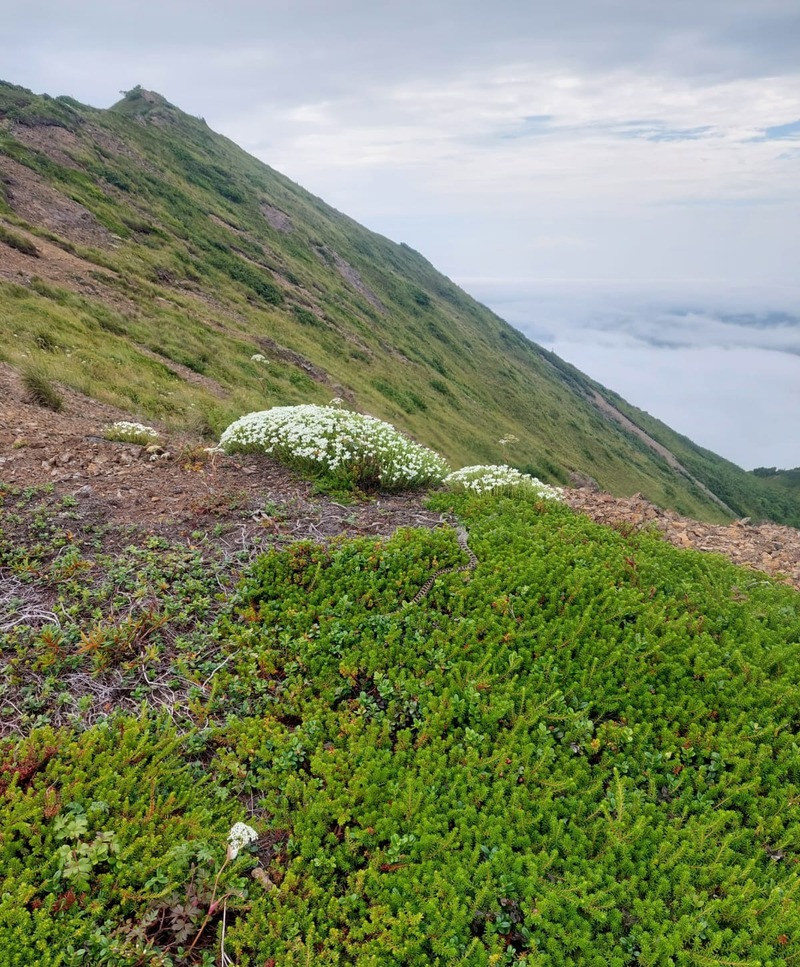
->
[2,360,799,590]
[260,201,293,233]
[0,155,112,248]
[7,122,87,171]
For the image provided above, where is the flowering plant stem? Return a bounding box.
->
[184,854,230,958]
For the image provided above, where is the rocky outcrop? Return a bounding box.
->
[564,487,800,589]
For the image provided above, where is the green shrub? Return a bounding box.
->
[2,491,800,962]
[291,305,322,326]
[0,223,39,257]
[209,495,800,962]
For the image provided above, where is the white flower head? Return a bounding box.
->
[227,822,258,859]
[104,421,160,445]
[111,421,158,436]
[444,465,564,500]
[218,404,449,489]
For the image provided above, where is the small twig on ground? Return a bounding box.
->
[0,574,60,632]
[201,652,235,691]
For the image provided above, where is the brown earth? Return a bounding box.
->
[260,201,293,234]
[0,364,446,553]
[0,218,134,316]
[1,361,799,590]
[7,122,87,171]
[0,154,113,248]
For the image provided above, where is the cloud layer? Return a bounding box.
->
[6,2,798,286]
[466,278,800,469]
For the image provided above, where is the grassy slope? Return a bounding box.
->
[593,383,800,527]
[2,484,799,965]
[748,467,800,517]
[0,81,798,525]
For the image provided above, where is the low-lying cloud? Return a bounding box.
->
[464,279,800,470]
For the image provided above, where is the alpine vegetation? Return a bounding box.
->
[2,483,800,963]
[219,404,449,490]
[444,464,564,499]
[103,421,160,446]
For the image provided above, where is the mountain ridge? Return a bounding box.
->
[1,79,798,524]
[2,82,800,967]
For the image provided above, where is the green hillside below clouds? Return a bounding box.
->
[0,80,798,525]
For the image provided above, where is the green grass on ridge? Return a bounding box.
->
[3,79,798,523]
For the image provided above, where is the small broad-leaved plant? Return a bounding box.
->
[50,802,120,894]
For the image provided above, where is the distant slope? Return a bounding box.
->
[748,466,800,522]
[589,382,800,527]
[1,80,799,525]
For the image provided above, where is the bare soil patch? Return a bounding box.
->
[0,224,127,308]
[0,364,443,550]
[260,201,293,233]
[1,360,799,590]
[8,122,86,171]
[0,155,112,248]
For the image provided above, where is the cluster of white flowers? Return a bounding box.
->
[103,421,160,445]
[227,822,259,860]
[219,405,449,489]
[444,464,564,500]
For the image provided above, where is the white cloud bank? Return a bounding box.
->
[465,278,800,470]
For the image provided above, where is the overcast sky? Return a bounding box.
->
[3,0,800,468]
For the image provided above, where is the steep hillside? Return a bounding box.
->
[2,284,800,964]
[0,80,797,524]
[590,382,800,528]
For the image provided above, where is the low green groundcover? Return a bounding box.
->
[1,492,799,965]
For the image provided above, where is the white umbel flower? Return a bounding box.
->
[219,404,448,489]
[444,465,564,500]
[104,421,159,444]
[227,822,258,859]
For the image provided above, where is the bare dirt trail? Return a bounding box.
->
[0,364,446,550]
